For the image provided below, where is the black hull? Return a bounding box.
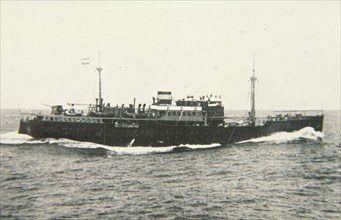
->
[18,115,324,147]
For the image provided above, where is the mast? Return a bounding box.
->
[250,61,257,126]
[96,51,103,112]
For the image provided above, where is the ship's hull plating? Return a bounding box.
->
[18,115,324,147]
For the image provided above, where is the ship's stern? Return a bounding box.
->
[18,115,40,138]
[18,117,31,135]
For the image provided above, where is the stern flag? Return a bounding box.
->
[81,57,90,65]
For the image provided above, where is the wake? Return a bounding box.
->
[0,131,48,145]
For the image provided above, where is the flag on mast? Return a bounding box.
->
[81,57,90,65]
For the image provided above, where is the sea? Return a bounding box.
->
[0,109,340,219]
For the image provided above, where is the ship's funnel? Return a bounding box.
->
[157,91,172,105]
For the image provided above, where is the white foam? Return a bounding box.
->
[107,143,222,155]
[52,138,174,154]
[0,132,222,155]
[238,127,324,144]
[47,138,109,150]
[107,146,175,155]
[0,131,46,145]
[48,138,222,155]
[184,143,222,150]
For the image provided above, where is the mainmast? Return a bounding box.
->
[250,61,257,126]
[96,51,103,112]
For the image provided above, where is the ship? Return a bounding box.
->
[18,61,324,147]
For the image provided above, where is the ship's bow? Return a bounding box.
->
[310,114,324,132]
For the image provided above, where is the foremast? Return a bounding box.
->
[250,62,257,126]
[96,52,103,112]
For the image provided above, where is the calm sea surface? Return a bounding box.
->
[0,110,340,219]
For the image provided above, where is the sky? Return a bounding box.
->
[1,1,340,110]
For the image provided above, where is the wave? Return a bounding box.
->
[107,143,222,155]
[47,139,222,155]
[0,132,222,155]
[237,127,324,144]
[51,139,221,155]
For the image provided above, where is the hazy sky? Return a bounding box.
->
[1,1,340,110]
